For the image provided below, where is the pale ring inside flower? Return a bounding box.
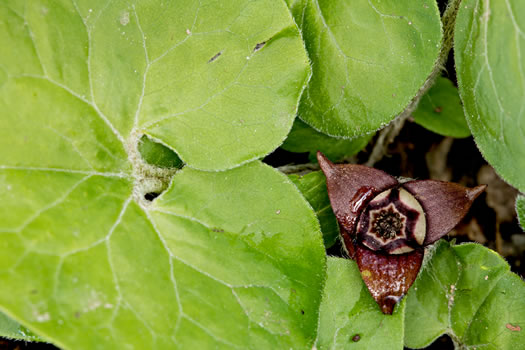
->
[356,187,426,254]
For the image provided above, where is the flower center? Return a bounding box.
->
[355,187,426,254]
[371,207,404,240]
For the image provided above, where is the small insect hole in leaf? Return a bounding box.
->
[253,41,266,52]
[144,192,160,201]
[300,309,305,315]
[208,51,222,63]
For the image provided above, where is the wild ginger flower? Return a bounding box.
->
[317,152,486,314]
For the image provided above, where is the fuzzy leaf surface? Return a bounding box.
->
[0,161,326,349]
[288,0,442,137]
[0,312,41,342]
[413,77,471,138]
[0,0,310,171]
[404,240,525,349]
[455,0,525,192]
[517,195,525,231]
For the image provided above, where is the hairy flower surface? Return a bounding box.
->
[317,152,486,314]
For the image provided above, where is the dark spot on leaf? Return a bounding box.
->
[144,192,160,201]
[74,311,81,319]
[212,227,224,233]
[352,334,361,342]
[253,41,266,52]
[434,106,443,113]
[300,309,305,315]
[208,51,222,63]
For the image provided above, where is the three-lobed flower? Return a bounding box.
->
[317,152,486,314]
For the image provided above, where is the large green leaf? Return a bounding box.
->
[413,76,471,138]
[0,0,310,171]
[0,162,326,349]
[289,171,339,248]
[0,1,326,348]
[316,257,405,350]
[404,240,525,349]
[287,0,442,137]
[282,119,372,162]
[455,0,525,192]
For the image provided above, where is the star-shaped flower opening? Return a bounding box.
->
[317,152,486,314]
[371,205,405,240]
[357,188,426,254]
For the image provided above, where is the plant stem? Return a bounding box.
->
[278,162,320,175]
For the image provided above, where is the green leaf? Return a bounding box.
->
[0,0,310,171]
[316,257,405,350]
[0,1,326,348]
[288,0,442,137]
[0,312,42,342]
[289,171,339,248]
[412,76,471,138]
[517,195,525,231]
[138,135,183,169]
[282,119,372,162]
[455,0,525,192]
[0,162,326,349]
[404,240,525,349]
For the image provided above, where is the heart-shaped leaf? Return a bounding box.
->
[404,240,525,349]
[316,257,405,350]
[412,76,471,138]
[455,0,525,192]
[0,0,310,172]
[0,161,326,349]
[0,1,325,348]
[282,119,372,163]
[289,171,339,248]
[287,0,442,137]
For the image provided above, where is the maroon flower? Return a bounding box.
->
[317,152,486,314]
